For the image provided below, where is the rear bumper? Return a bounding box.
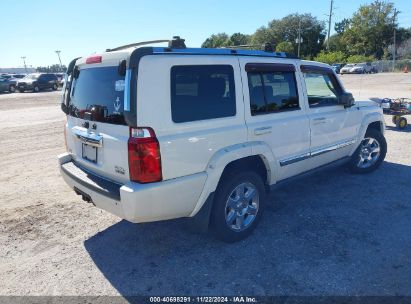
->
[58,153,207,223]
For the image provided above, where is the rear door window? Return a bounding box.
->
[247,68,299,115]
[170,65,236,123]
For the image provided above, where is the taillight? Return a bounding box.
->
[86,55,102,64]
[128,127,162,183]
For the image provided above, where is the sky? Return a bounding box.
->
[1,0,410,68]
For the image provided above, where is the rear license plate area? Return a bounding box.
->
[82,144,97,163]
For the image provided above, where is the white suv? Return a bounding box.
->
[59,37,387,242]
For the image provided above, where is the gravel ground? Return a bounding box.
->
[0,73,410,297]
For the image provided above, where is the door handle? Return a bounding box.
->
[254,126,272,135]
[313,117,327,124]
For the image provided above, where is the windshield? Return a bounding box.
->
[345,64,354,68]
[356,63,365,67]
[69,66,126,125]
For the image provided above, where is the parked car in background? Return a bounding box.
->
[331,63,345,74]
[351,62,373,74]
[11,74,27,79]
[0,76,17,93]
[16,73,59,92]
[340,64,355,74]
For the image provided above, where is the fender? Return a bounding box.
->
[189,141,277,217]
[349,111,385,156]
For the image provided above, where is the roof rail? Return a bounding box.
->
[106,36,187,52]
[106,40,170,52]
[219,43,296,59]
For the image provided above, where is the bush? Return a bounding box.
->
[346,54,375,63]
[314,51,346,65]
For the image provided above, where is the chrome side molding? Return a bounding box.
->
[280,138,356,167]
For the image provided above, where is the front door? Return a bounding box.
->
[300,65,361,168]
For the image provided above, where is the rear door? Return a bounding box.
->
[239,57,311,181]
[65,59,131,184]
[300,65,361,168]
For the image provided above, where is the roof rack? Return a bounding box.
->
[106,36,186,52]
[218,42,296,58]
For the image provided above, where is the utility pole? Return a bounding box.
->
[326,0,334,51]
[21,56,27,73]
[55,50,63,72]
[392,9,398,72]
[297,19,302,57]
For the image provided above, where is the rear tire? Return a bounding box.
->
[396,117,407,129]
[33,85,39,92]
[210,171,266,242]
[52,83,58,91]
[9,85,16,93]
[348,128,387,174]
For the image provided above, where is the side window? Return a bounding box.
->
[303,69,342,108]
[247,71,299,115]
[171,65,236,123]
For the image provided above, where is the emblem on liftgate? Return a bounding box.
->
[115,166,125,175]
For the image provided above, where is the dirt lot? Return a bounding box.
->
[0,73,410,297]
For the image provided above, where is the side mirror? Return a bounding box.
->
[339,92,355,108]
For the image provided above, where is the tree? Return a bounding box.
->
[256,13,326,58]
[276,41,294,53]
[327,34,346,53]
[314,51,346,64]
[228,33,250,46]
[36,64,67,73]
[335,18,350,34]
[201,33,230,48]
[341,1,397,59]
[250,26,276,47]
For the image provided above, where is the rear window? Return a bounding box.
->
[69,66,126,125]
[171,65,236,123]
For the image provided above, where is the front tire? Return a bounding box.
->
[210,171,266,242]
[9,85,16,93]
[348,128,387,174]
[33,85,39,92]
[52,83,58,91]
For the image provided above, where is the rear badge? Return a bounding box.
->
[115,166,125,175]
[114,97,121,114]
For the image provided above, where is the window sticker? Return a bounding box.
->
[115,80,125,92]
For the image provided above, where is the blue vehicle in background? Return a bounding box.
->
[0,75,18,93]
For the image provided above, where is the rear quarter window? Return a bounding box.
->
[170,65,236,123]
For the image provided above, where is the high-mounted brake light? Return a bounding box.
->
[86,55,102,64]
[128,127,162,183]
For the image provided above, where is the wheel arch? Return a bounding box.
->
[189,141,277,217]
